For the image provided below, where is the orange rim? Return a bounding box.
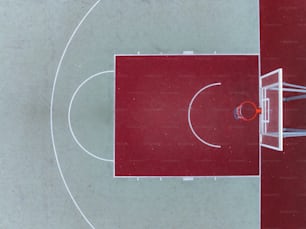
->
[234,101,261,121]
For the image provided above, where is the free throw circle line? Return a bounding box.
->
[68,70,114,162]
[188,82,222,148]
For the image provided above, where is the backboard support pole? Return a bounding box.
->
[260,68,306,151]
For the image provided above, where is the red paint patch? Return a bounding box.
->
[261,0,306,228]
[115,55,259,176]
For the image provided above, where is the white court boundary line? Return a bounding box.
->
[115,53,260,56]
[50,1,101,229]
[68,70,114,162]
[257,0,262,228]
[188,82,222,148]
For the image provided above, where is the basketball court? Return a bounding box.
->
[4,0,306,228]
[47,0,306,228]
[55,0,306,228]
[50,1,260,228]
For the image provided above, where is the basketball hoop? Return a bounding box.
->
[234,101,261,121]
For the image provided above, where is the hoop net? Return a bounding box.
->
[234,101,261,121]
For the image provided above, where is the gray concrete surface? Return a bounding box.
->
[0,0,259,228]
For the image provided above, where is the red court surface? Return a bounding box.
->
[115,55,259,177]
[261,0,306,228]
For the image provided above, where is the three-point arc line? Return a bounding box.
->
[50,1,101,229]
[187,82,222,148]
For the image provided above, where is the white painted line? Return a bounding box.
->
[113,55,116,178]
[182,177,194,181]
[68,70,114,163]
[187,83,222,148]
[258,1,262,228]
[114,175,260,179]
[183,51,194,55]
[115,53,260,56]
[50,1,101,229]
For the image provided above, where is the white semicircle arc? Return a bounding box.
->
[188,82,222,148]
[68,70,114,163]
